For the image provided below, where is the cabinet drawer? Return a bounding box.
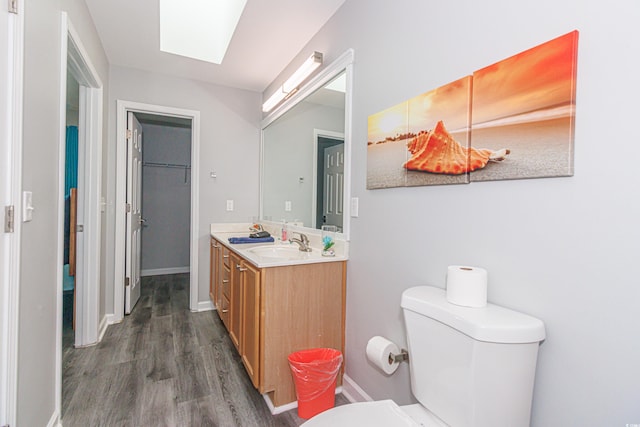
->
[222,265,231,298]
[219,295,230,328]
[222,247,231,268]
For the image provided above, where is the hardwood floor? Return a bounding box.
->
[62,273,348,426]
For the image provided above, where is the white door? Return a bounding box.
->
[125,112,143,314]
[323,143,344,230]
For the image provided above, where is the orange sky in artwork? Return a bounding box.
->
[368,102,408,143]
[368,76,471,143]
[472,30,578,125]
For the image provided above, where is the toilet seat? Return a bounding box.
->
[300,400,423,426]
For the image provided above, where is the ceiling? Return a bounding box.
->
[84,0,346,93]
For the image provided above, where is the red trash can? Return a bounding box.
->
[288,348,343,419]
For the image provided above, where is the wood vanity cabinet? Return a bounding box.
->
[209,236,346,407]
[210,237,231,328]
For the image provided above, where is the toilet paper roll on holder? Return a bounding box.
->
[388,349,409,365]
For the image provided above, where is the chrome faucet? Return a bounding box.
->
[289,232,312,252]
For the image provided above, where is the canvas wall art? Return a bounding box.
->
[366,30,579,189]
[470,30,579,182]
[367,76,473,189]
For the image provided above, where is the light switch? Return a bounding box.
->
[23,191,34,222]
[226,200,234,211]
[285,201,292,212]
[350,197,359,217]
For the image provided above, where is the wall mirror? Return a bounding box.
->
[261,50,353,239]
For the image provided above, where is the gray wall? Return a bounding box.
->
[263,101,344,226]
[19,0,109,425]
[106,66,261,307]
[267,0,640,425]
[140,122,191,272]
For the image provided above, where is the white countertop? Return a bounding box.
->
[210,223,348,268]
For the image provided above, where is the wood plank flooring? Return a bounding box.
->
[62,273,348,426]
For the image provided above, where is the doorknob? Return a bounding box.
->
[139,218,147,225]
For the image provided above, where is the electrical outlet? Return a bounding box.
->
[226,200,234,211]
[285,201,292,212]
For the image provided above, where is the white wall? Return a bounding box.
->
[267,0,640,425]
[19,0,109,425]
[106,66,261,307]
[140,122,191,272]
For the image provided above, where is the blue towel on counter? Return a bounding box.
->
[228,236,275,244]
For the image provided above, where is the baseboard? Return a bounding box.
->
[195,300,214,312]
[97,315,109,342]
[262,386,344,415]
[341,374,372,403]
[47,410,60,427]
[141,267,190,277]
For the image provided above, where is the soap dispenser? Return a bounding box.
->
[281,220,288,242]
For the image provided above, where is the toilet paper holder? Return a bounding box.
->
[388,349,409,365]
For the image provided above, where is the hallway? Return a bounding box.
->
[61,274,344,426]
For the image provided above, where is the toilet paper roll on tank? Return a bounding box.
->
[446,265,488,308]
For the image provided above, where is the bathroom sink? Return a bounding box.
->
[247,245,307,260]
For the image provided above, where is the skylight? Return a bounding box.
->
[159,0,247,64]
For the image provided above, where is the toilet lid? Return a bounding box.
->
[301,400,421,427]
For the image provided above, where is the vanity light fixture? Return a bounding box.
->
[262,51,323,112]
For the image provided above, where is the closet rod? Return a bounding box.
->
[143,161,191,169]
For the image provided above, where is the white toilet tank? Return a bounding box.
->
[401,286,545,427]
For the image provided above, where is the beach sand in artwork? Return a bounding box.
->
[470,116,574,182]
[366,116,574,189]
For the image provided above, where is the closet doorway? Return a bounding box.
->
[114,101,200,321]
[132,113,192,312]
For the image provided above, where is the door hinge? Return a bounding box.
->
[8,0,17,14]
[126,129,132,140]
[126,203,131,213]
[125,277,130,287]
[4,205,15,233]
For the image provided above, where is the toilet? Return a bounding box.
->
[302,285,545,426]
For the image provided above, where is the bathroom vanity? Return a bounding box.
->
[209,225,347,407]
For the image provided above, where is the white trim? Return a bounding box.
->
[262,386,344,415]
[311,128,344,229]
[105,313,120,326]
[64,16,103,349]
[0,1,23,426]
[261,49,354,239]
[341,374,373,403]
[57,13,104,424]
[196,300,214,312]
[115,101,200,322]
[141,266,190,277]
[46,410,61,427]
[98,315,109,342]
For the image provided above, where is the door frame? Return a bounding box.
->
[58,14,103,351]
[114,101,200,321]
[311,129,344,229]
[0,1,23,425]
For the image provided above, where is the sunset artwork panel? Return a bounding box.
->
[470,30,579,181]
[366,30,578,189]
[366,77,473,189]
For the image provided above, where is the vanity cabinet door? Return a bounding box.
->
[219,244,231,328]
[229,252,242,351]
[210,238,217,303]
[241,261,261,388]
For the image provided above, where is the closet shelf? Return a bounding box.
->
[143,161,191,169]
